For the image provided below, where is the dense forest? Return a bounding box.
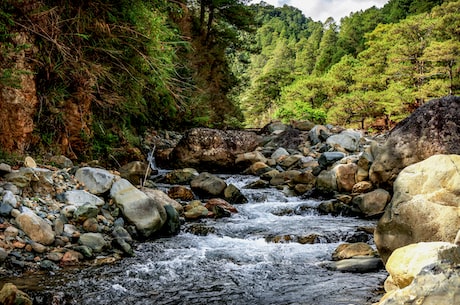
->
[0,0,458,163]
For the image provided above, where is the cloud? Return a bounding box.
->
[251,0,389,22]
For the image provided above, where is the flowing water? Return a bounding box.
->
[2,175,387,304]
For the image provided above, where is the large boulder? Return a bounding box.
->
[326,129,362,152]
[370,96,460,187]
[375,155,460,263]
[378,242,460,305]
[110,179,167,238]
[75,167,116,195]
[170,128,261,173]
[190,172,227,198]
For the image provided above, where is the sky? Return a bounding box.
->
[250,0,390,22]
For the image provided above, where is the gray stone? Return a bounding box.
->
[190,172,227,198]
[49,155,74,168]
[327,257,383,273]
[309,125,331,145]
[160,205,181,236]
[75,167,115,195]
[351,188,391,217]
[63,190,105,207]
[74,203,99,222]
[224,184,248,204]
[79,233,107,252]
[163,168,199,184]
[271,147,290,160]
[316,170,338,193]
[5,167,37,188]
[2,190,18,208]
[0,203,13,216]
[111,179,167,237]
[318,152,346,168]
[326,130,362,152]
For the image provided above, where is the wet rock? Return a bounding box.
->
[316,169,337,193]
[317,199,353,216]
[39,259,59,271]
[163,168,199,184]
[297,234,321,244]
[205,198,237,214]
[160,205,181,236]
[326,257,383,273]
[370,96,460,187]
[79,233,107,253]
[111,179,167,238]
[190,172,227,198]
[16,208,55,246]
[0,282,32,305]
[375,155,460,263]
[112,226,134,256]
[245,179,270,189]
[351,188,390,218]
[170,128,261,172]
[75,167,116,195]
[270,170,302,186]
[167,185,195,201]
[246,162,273,176]
[119,161,147,185]
[184,201,209,220]
[224,184,248,204]
[332,242,376,261]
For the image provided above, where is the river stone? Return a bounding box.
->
[247,162,272,176]
[351,188,391,217]
[0,248,7,262]
[0,203,13,216]
[119,161,147,185]
[385,242,460,289]
[184,201,209,220]
[352,181,373,194]
[370,96,460,187]
[190,172,227,198]
[4,167,36,188]
[377,261,460,305]
[327,257,383,273]
[0,283,32,305]
[143,188,184,215]
[318,152,346,168]
[332,242,376,261]
[163,168,199,184]
[170,128,261,173]
[356,152,373,182]
[291,120,315,131]
[167,185,195,201]
[375,155,460,263]
[309,125,331,145]
[317,199,352,216]
[0,163,12,175]
[278,155,303,169]
[82,218,99,233]
[335,163,357,192]
[79,233,107,252]
[224,184,248,204]
[235,151,268,167]
[111,179,167,238]
[205,198,238,214]
[2,190,18,208]
[16,209,55,245]
[63,190,105,207]
[269,170,302,186]
[73,203,99,222]
[159,204,181,236]
[316,169,337,193]
[271,147,289,161]
[326,130,361,152]
[75,167,115,195]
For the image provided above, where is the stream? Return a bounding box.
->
[2,174,387,304]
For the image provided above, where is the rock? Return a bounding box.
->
[318,152,346,168]
[2,191,18,208]
[160,205,181,236]
[75,167,115,195]
[29,240,48,254]
[326,257,383,273]
[0,163,12,175]
[190,172,227,198]
[24,156,36,168]
[63,190,105,207]
[111,179,167,238]
[82,218,99,233]
[73,203,99,222]
[378,261,460,305]
[270,170,302,186]
[291,120,315,131]
[16,209,55,245]
[184,201,209,220]
[170,128,261,172]
[370,96,460,187]
[224,184,248,204]
[167,186,195,201]
[278,155,303,169]
[4,167,37,188]
[4,226,19,239]
[0,283,32,305]
[385,242,460,289]
[0,203,13,216]
[163,168,199,184]
[316,170,337,193]
[375,155,460,263]
[205,198,238,214]
[351,188,390,217]
[335,163,357,192]
[143,188,184,215]
[309,125,330,145]
[271,147,290,161]
[61,249,83,266]
[326,130,361,152]
[351,181,373,194]
[332,242,376,261]
[356,152,373,182]
[246,162,273,176]
[235,151,268,167]
[79,233,107,253]
[119,161,147,185]
[0,248,8,262]
[49,155,73,168]
[317,199,353,216]
[112,226,134,256]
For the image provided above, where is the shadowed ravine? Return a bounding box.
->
[3,175,387,304]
